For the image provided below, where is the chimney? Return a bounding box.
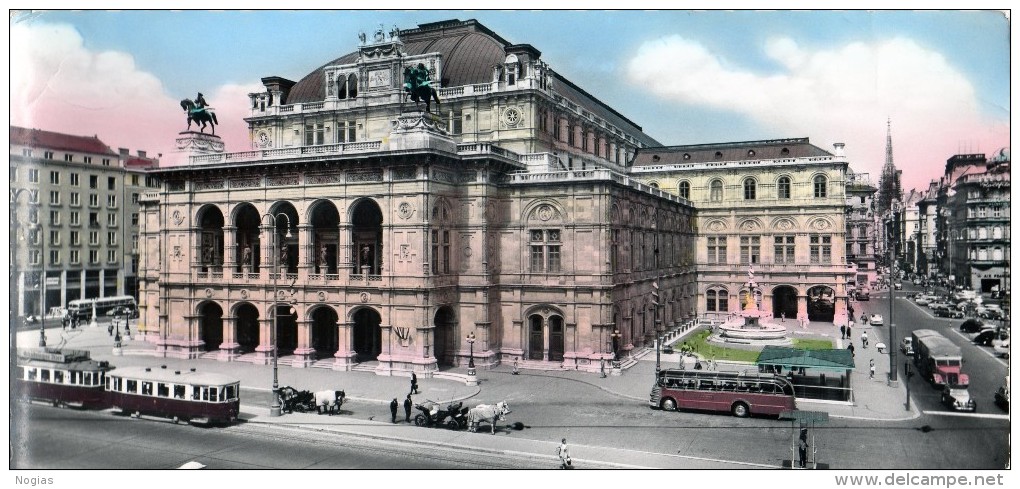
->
[137,150,146,159]
[833,142,846,157]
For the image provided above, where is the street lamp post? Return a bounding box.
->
[10,188,46,347]
[263,212,292,418]
[466,331,476,376]
[887,237,898,384]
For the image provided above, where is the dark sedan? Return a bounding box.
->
[960,318,987,333]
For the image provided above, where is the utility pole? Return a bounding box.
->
[887,235,898,384]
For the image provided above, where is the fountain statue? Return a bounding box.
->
[714,265,790,342]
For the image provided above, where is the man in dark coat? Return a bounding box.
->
[410,372,419,394]
[390,398,399,423]
[403,395,413,423]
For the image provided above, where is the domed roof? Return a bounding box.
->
[287,22,507,104]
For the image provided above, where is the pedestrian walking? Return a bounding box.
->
[403,394,412,423]
[512,357,520,375]
[798,428,809,468]
[107,323,114,336]
[557,438,571,469]
[861,331,869,349]
[390,398,399,423]
[847,343,855,358]
[869,359,876,379]
[781,312,786,323]
[840,324,847,340]
[410,372,419,395]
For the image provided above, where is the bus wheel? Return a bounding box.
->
[731,402,749,418]
[661,398,677,411]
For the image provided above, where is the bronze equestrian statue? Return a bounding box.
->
[403,63,440,113]
[180,92,219,134]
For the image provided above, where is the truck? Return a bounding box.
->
[912,329,969,388]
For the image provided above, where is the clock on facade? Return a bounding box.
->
[256,130,271,148]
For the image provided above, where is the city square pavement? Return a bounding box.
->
[15,311,916,469]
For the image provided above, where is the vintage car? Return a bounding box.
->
[869,314,884,326]
[941,385,976,412]
[934,307,964,319]
[899,337,914,355]
[994,385,1009,411]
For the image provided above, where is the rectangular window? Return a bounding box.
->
[64,154,74,162]
[810,235,832,264]
[89,194,99,207]
[49,211,60,226]
[304,123,324,145]
[442,231,450,274]
[131,213,139,226]
[21,149,32,158]
[431,230,439,274]
[70,192,80,206]
[71,231,80,245]
[131,175,140,186]
[90,212,99,227]
[707,236,726,264]
[70,250,80,264]
[445,108,463,135]
[70,212,80,226]
[70,173,80,186]
[131,192,139,204]
[774,235,795,264]
[108,176,116,190]
[992,206,1002,217]
[50,250,60,264]
[132,234,138,252]
[50,171,60,184]
[44,151,54,160]
[107,213,117,227]
[29,250,40,265]
[89,231,99,245]
[740,236,760,264]
[107,194,117,208]
[978,206,987,218]
[89,250,99,264]
[29,169,40,183]
[89,175,98,189]
[83,156,92,164]
[49,191,60,205]
[336,120,357,143]
[529,229,561,272]
[102,158,111,166]
[108,232,118,246]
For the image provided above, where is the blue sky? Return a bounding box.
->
[9,9,1011,190]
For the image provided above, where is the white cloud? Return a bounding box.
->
[627,35,1008,189]
[10,22,260,163]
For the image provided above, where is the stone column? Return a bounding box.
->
[260,225,273,278]
[218,314,240,361]
[333,321,356,371]
[298,224,314,279]
[338,223,353,276]
[797,295,809,324]
[292,318,315,368]
[223,225,237,274]
[255,317,274,365]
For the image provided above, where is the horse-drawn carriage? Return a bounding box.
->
[467,401,512,434]
[278,386,346,415]
[414,400,469,430]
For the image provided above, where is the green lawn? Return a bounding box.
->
[675,330,835,363]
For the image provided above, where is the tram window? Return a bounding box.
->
[171,385,184,399]
[41,369,51,382]
[54,371,64,384]
[70,371,80,385]
[141,381,153,396]
[193,387,202,401]
[27,368,37,381]
[111,377,120,391]
[226,384,237,400]
[211,387,220,402]
[83,372,92,385]
[156,383,170,397]
[126,379,137,393]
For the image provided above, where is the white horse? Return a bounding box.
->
[314,390,345,415]
[467,401,511,434]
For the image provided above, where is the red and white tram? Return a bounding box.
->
[15,348,113,409]
[106,365,240,425]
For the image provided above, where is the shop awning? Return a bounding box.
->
[756,346,855,371]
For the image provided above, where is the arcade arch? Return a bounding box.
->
[352,307,382,362]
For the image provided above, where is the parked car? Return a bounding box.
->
[993,339,1010,359]
[959,318,987,333]
[941,385,976,412]
[973,329,1000,346]
[900,337,914,355]
[934,307,964,319]
[994,385,1009,411]
[855,289,870,301]
[915,296,930,306]
[869,314,884,326]
[978,308,1004,320]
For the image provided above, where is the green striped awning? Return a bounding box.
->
[756,346,855,370]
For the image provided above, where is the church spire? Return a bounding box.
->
[877,118,902,214]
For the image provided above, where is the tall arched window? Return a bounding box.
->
[777,176,791,199]
[678,181,690,200]
[706,288,729,312]
[710,180,723,202]
[706,290,717,312]
[813,175,827,198]
[743,178,756,200]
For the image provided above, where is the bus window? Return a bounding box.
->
[157,383,170,397]
[27,367,38,381]
[141,382,153,396]
[54,370,64,384]
[41,369,51,382]
[173,385,186,399]
[699,380,714,390]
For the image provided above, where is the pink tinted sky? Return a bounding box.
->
[9,10,1011,191]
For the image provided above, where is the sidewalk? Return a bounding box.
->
[15,315,918,468]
